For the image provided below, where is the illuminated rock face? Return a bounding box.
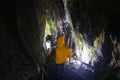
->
[44,0,120,65]
[67,0,120,40]
[65,0,119,64]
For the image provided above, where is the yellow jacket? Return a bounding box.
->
[55,36,72,64]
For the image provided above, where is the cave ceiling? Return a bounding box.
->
[45,0,120,41]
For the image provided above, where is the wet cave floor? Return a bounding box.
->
[45,61,95,80]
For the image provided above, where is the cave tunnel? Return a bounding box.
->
[0,0,120,80]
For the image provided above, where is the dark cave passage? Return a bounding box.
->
[0,0,120,80]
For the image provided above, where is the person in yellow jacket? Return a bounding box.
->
[55,35,72,77]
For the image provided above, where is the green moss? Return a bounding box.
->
[45,19,55,37]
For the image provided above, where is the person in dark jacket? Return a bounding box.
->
[63,22,72,48]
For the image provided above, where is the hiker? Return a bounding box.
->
[63,21,72,48]
[55,36,72,77]
[57,16,64,36]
